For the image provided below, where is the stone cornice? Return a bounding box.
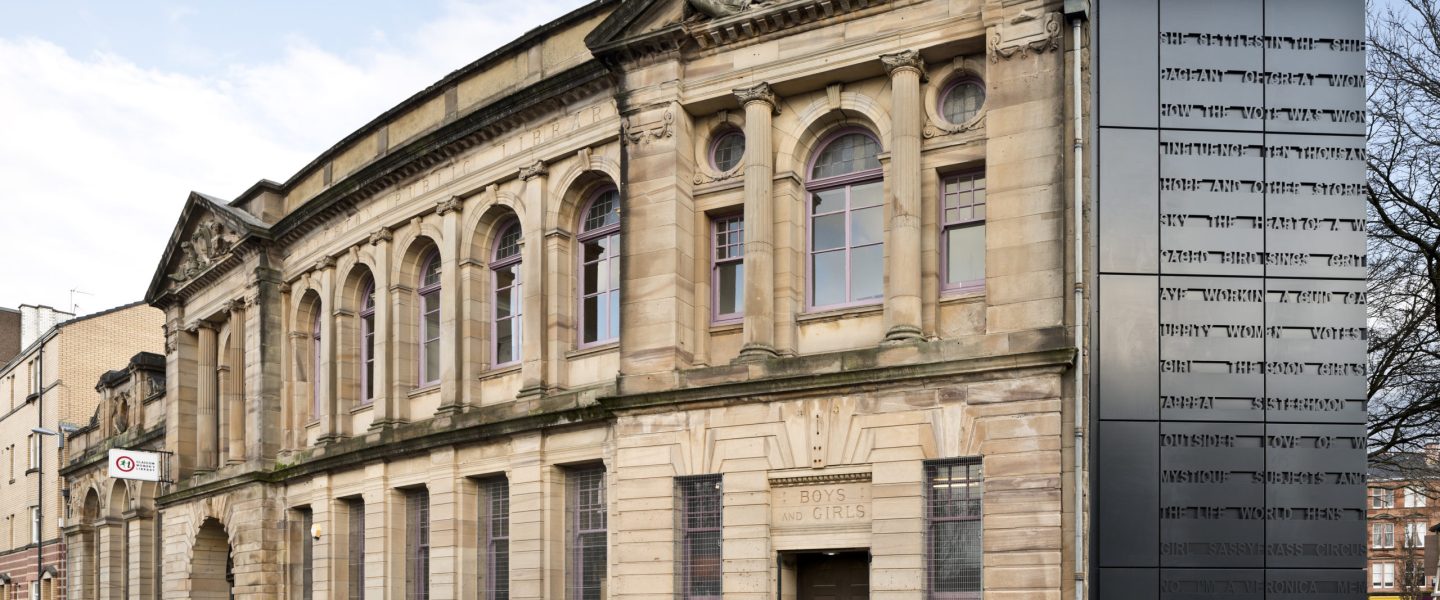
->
[684,0,893,51]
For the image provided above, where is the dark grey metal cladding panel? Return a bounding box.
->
[1160,569,1264,600]
[1159,0,1264,131]
[1159,131,1264,277]
[1100,275,1159,420]
[1264,569,1367,599]
[1099,568,1159,600]
[1264,134,1366,278]
[1098,0,1158,128]
[1265,423,1367,569]
[1099,421,1160,567]
[1100,128,1159,273]
[1159,423,1264,567]
[1264,279,1367,423]
[1264,0,1366,136]
[1160,277,1263,421]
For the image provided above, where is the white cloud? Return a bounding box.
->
[0,0,581,315]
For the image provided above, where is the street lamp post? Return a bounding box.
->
[31,426,64,600]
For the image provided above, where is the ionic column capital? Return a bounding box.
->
[880,49,927,81]
[734,82,780,115]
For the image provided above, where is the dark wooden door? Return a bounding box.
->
[796,552,869,600]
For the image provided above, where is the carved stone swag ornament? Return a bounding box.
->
[986,10,1062,62]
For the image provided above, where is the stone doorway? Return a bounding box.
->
[795,551,869,600]
[190,518,233,600]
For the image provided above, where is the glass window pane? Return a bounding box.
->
[711,132,745,172]
[608,238,621,290]
[851,206,883,246]
[425,308,440,339]
[583,296,600,343]
[583,258,601,297]
[812,213,845,251]
[851,244,883,301]
[583,190,619,231]
[424,339,439,382]
[716,263,742,316]
[496,320,514,365]
[812,188,845,215]
[850,181,882,208]
[812,133,880,179]
[812,251,845,307]
[942,81,985,125]
[946,225,986,286]
[608,291,620,340]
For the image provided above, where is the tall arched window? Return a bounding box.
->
[579,188,621,346]
[493,219,522,367]
[419,250,441,386]
[311,309,322,420]
[807,130,883,309]
[360,277,376,404]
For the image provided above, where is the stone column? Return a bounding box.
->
[195,322,218,471]
[881,50,925,341]
[436,197,464,415]
[125,510,154,600]
[368,228,396,429]
[735,83,780,362]
[215,364,231,462]
[519,162,548,396]
[226,302,246,464]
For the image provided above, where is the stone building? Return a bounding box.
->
[127,0,1089,598]
[60,352,167,600]
[0,302,163,600]
[1366,456,1440,599]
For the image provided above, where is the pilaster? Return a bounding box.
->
[519,163,550,397]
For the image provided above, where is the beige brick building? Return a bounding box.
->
[0,302,163,600]
[68,0,1090,597]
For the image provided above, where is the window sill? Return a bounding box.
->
[939,288,986,305]
[25,468,39,476]
[568,342,618,360]
[797,302,883,325]
[708,321,742,334]
[475,363,520,382]
[349,402,374,415]
[408,384,439,399]
[305,420,320,429]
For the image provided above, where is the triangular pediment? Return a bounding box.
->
[588,0,894,57]
[145,192,271,305]
[586,0,689,55]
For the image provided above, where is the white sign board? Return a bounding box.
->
[107,448,161,482]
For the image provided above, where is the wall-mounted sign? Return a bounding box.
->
[108,448,162,482]
[769,472,871,529]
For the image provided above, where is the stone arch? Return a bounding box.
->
[547,168,620,233]
[336,263,378,419]
[460,190,527,258]
[777,92,891,177]
[107,479,130,517]
[466,203,524,370]
[393,234,442,395]
[105,479,131,598]
[189,518,232,600]
[77,488,100,599]
[293,289,324,438]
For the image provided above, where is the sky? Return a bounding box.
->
[0,0,583,316]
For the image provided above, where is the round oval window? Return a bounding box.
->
[710,131,746,172]
[941,80,985,125]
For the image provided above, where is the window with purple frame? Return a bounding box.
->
[419,250,441,386]
[579,189,620,346]
[925,458,982,599]
[709,130,745,173]
[480,476,510,600]
[567,465,607,600]
[675,474,722,600]
[405,488,430,600]
[311,308,322,421]
[492,220,522,367]
[941,172,986,291]
[712,215,744,322]
[807,130,884,309]
[360,278,375,404]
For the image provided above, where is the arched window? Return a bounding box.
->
[492,219,522,366]
[360,277,376,403]
[579,188,621,345]
[419,250,441,386]
[807,130,883,309]
[311,309,322,419]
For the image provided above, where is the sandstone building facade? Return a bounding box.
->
[0,302,162,600]
[68,0,1090,597]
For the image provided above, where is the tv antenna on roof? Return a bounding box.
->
[69,288,92,315]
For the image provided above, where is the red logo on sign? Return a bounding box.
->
[115,456,136,473]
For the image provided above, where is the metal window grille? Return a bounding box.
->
[712,216,745,321]
[300,508,314,600]
[348,499,366,600]
[481,477,511,600]
[567,465,607,600]
[492,220,523,367]
[925,457,982,599]
[406,489,431,600]
[675,474,723,600]
[940,172,986,291]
